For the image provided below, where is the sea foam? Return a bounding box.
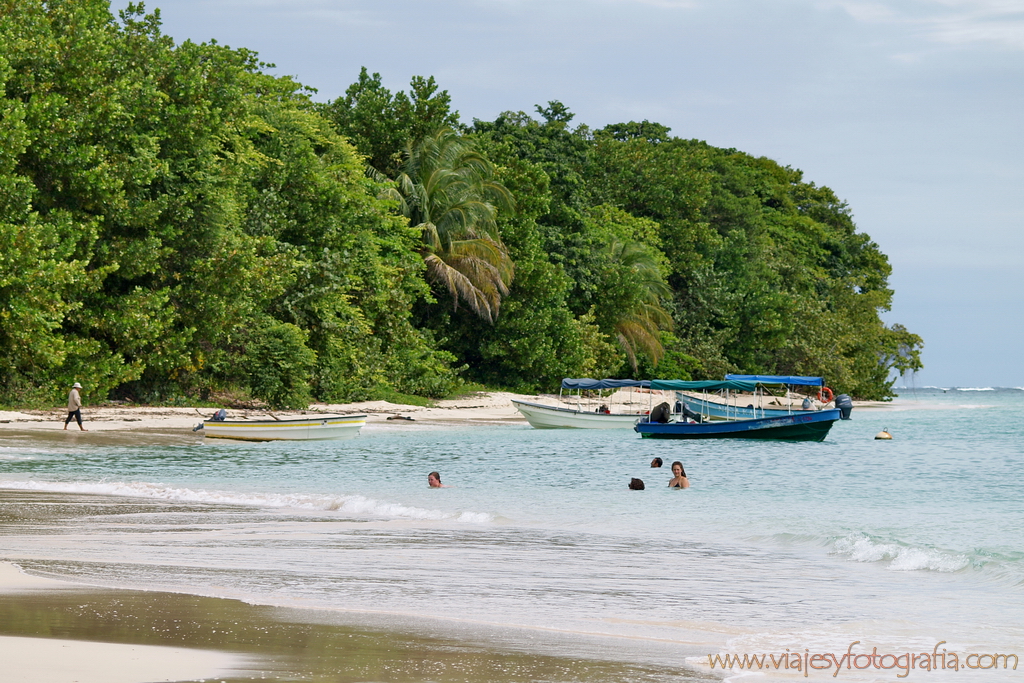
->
[830,533,970,573]
[0,478,493,524]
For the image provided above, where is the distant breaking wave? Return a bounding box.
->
[0,478,493,524]
[895,386,1024,392]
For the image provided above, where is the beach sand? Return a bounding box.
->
[0,391,533,435]
[0,553,687,683]
[0,390,887,681]
[0,563,242,683]
[0,389,888,436]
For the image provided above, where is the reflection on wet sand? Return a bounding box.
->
[0,581,694,683]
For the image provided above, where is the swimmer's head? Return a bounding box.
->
[671,461,685,477]
[628,478,645,490]
[428,471,442,488]
[650,457,663,468]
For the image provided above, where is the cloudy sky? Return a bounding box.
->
[131,0,1023,387]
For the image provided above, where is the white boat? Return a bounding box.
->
[512,379,653,429]
[201,414,367,441]
[511,399,645,429]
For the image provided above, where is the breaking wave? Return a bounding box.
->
[829,532,969,573]
[0,478,494,524]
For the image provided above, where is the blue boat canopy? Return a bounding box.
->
[725,374,824,387]
[561,378,651,390]
[650,379,761,392]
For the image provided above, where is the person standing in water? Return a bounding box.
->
[668,461,689,488]
[427,471,447,488]
[63,382,87,431]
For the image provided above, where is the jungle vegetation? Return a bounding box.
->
[0,1,922,408]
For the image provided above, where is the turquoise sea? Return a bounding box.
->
[1,387,1022,681]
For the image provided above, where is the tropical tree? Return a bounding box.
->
[598,238,674,370]
[391,129,515,323]
[318,68,461,178]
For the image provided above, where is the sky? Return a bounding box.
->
[127,0,1023,387]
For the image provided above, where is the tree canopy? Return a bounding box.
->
[0,1,921,406]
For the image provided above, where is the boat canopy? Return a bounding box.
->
[650,379,762,392]
[725,374,824,387]
[561,378,651,390]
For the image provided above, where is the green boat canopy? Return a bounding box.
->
[650,379,783,392]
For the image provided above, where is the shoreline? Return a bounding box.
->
[0,390,892,435]
[2,395,1007,683]
[0,558,693,683]
[0,563,243,683]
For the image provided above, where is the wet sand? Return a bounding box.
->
[0,563,243,683]
[0,558,692,683]
[0,390,888,681]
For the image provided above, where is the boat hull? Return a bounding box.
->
[512,400,642,429]
[635,409,840,442]
[202,414,367,441]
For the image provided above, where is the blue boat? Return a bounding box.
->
[635,379,842,442]
[681,374,830,420]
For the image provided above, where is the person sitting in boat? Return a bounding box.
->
[596,404,611,414]
[427,471,448,488]
[649,402,671,423]
[668,462,690,489]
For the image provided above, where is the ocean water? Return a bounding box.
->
[1,388,1022,680]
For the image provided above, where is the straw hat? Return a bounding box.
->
[72,382,82,389]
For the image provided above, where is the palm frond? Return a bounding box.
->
[394,128,517,322]
[423,253,497,322]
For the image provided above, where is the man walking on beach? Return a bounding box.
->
[64,382,87,431]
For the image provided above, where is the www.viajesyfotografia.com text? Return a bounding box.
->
[708,641,1018,678]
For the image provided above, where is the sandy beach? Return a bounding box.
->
[0,548,681,683]
[0,390,703,683]
[0,390,896,682]
[0,391,533,434]
[0,563,242,683]
[0,389,888,436]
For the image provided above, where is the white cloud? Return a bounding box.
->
[620,0,697,7]
[826,0,1024,49]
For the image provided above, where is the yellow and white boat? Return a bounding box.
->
[200,414,367,441]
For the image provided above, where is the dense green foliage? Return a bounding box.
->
[0,0,459,408]
[0,1,921,406]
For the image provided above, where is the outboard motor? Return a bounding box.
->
[834,394,854,420]
[210,408,227,422]
[680,402,704,424]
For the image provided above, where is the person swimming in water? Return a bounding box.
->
[427,471,448,488]
[668,461,690,489]
[650,457,663,468]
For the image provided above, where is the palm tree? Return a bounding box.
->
[389,129,514,323]
[602,239,673,370]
